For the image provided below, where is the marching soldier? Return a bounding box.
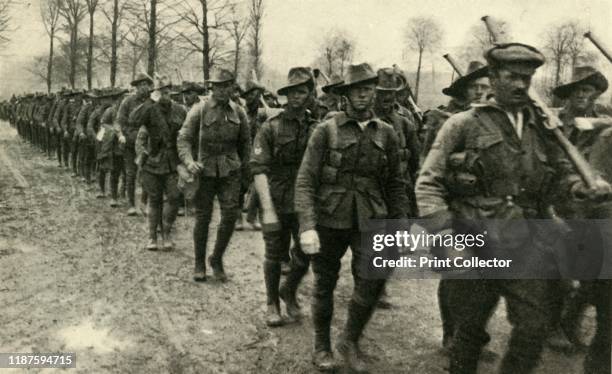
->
[415,43,610,374]
[318,74,344,118]
[94,89,129,206]
[238,79,266,231]
[422,61,491,352]
[177,68,251,282]
[251,67,317,326]
[552,65,611,372]
[135,76,186,251]
[421,61,490,158]
[295,63,409,372]
[117,72,154,216]
[75,91,96,183]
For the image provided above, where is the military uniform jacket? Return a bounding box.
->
[421,98,470,159]
[60,99,82,134]
[138,100,187,175]
[117,93,149,147]
[87,103,112,140]
[177,97,251,178]
[250,109,318,215]
[97,104,122,159]
[294,111,409,233]
[416,100,581,232]
[75,102,94,137]
[376,108,421,217]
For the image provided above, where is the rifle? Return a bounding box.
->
[481,15,599,189]
[584,31,612,64]
[442,54,465,76]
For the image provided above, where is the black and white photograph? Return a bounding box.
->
[0,0,611,372]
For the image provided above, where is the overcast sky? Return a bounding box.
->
[0,0,610,95]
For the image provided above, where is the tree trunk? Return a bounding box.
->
[202,0,210,80]
[554,56,562,86]
[69,27,77,89]
[87,12,94,90]
[147,0,157,77]
[414,48,423,102]
[233,40,239,77]
[110,0,118,87]
[47,31,55,93]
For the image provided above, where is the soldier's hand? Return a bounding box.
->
[63,130,69,139]
[300,229,320,255]
[186,160,202,174]
[118,134,126,144]
[571,178,611,202]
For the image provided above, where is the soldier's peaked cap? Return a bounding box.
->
[207,68,235,84]
[332,63,378,94]
[484,43,545,75]
[321,74,344,94]
[277,67,314,96]
[376,68,405,91]
[442,61,488,98]
[242,80,266,96]
[553,65,608,99]
[130,72,154,87]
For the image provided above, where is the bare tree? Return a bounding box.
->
[100,0,131,87]
[404,16,443,102]
[544,21,577,87]
[0,0,14,46]
[314,29,356,77]
[172,0,234,80]
[227,7,249,77]
[85,0,99,89]
[40,0,62,92]
[127,0,182,77]
[58,0,88,89]
[123,24,148,81]
[248,0,264,79]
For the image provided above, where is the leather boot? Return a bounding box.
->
[193,222,208,281]
[280,264,308,322]
[312,296,333,355]
[208,220,235,282]
[336,300,377,373]
[265,304,284,327]
[264,259,281,310]
[145,238,158,251]
[336,338,368,374]
[161,229,174,251]
[312,350,337,372]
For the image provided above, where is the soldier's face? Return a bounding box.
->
[212,81,233,103]
[465,77,490,103]
[569,84,597,112]
[245,89,262,105]
[347,83,376,111]
[184,92,199,106]
[286,85,310,110]
[136,81,152,98]
[375,90,396,111]
[490,68,532,107]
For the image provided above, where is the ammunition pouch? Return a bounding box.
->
[445,151,482,196]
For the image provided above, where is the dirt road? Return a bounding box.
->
[0,121,588,373]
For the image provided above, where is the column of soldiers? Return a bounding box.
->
[1,40,610,374]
